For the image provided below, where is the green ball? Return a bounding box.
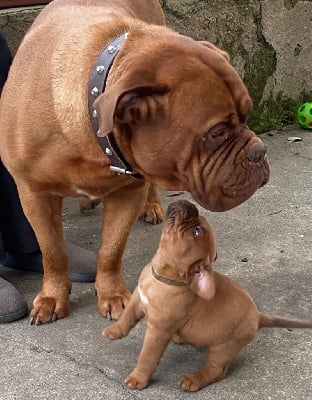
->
[296,102,312,130]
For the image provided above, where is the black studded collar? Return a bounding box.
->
[88,32,142,179]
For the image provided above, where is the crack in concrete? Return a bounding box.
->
[0,335,139,399]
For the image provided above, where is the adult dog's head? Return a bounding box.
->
[94,27,270,212]
[158,200,217,300]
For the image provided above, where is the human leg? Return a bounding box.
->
[0,31,28,323]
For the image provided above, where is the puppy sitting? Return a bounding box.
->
[104,200,312,392]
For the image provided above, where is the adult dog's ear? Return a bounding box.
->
[197,40,230,62]
[197,40,252,121]
[188,262,215,301]
[93,82,169,136]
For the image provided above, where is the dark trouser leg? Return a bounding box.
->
[0,30,39,255]
[0,159,97,281]
[1,31,39,254]
[0,159,40,254]
[0,30,12,94]
[0,30,28,323]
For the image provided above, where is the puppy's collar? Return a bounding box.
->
[151,265,188,287]
[88,32,143,179]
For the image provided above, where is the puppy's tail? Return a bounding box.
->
[259,313,312,329]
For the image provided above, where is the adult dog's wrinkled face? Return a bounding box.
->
[95,29,270,212]
[159,200,217,300]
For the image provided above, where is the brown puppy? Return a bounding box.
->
[104,200,312,392]
[0,0,269,325]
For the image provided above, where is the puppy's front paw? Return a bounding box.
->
[103,323,124,340]
[125,372,149,390]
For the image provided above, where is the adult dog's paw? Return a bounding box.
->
[97,291,131,321]
[78,196,101,212]
[30,294,69,326]
[139,202,164,225]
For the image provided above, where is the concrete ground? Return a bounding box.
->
[0,125,311,400]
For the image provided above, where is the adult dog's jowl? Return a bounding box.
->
[0,0,269,324]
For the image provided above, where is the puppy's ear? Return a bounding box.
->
[197,40,230,62]
[188,262,215,301]
[93,82,169,136]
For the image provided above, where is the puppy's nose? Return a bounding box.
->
[247,142,267,164]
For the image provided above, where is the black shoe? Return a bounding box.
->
[0,277,28,323]
[1,242,96,283]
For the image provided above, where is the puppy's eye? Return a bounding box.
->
[193,226,201,237]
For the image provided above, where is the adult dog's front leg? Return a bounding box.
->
[96,182,149,320]
[16,185,71,325]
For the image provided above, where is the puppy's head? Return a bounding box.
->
[159,200,217,300]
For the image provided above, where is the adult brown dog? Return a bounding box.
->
[0,0,269,325]
[104,200,312,391]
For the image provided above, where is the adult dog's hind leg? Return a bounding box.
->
[139,183,164,224]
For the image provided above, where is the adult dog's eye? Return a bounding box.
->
[204,122,232,141]
[193,226,201,237]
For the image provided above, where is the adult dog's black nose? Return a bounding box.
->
[247,142,267,164]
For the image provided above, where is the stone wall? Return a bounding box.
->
[162,0,312,132]
[1,0,312,132]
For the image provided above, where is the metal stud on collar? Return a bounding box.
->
[91,87,99,97]
[107,45,117,54]
[96,65,105,74]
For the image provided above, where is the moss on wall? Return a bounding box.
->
[249,90,311,133]
[241,9,277,133]
[283,0,301,9]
